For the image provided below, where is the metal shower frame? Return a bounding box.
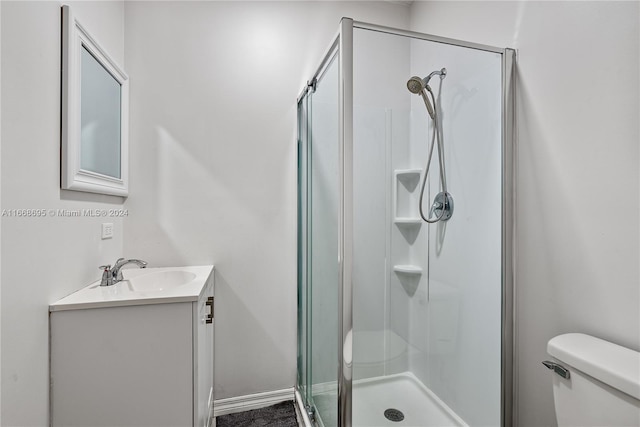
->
[296,17,516,427]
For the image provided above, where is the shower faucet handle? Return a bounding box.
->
[429,201,443,219]
[428,192,454,222]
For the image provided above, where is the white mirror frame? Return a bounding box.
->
[61,5,129,196]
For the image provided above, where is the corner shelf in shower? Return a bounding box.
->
[394,169,423,245]
[393,265,423,275]
[395,169,422,192]
[394,217,422,225]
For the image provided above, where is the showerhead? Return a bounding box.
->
[407,69,447,120]
[406,76,425,94]
[407,76,435,119]
[408,68,447,93]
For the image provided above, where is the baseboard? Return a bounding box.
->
[214,387,295,417]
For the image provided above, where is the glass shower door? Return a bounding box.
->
[298,51,340,427]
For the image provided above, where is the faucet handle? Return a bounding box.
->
[99,265,113,286]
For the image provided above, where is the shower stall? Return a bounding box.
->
[297,19,515,427]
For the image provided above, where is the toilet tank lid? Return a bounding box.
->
[548,333,640,400]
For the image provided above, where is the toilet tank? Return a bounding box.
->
[546,333,640,427]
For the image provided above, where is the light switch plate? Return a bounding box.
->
[101,223,114,239]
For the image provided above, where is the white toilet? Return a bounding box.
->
[544,333,640,426]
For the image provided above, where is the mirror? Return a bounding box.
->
[62,5,129,196]
[80,46,122,179]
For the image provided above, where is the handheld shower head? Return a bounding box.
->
[407,76,425,94]
[407,76,435,119]
[408,69,446,94]
[418,90,436,120]
[407,68,446,120]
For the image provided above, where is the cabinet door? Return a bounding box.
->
[195,278,215,427]
[51,304,193,427]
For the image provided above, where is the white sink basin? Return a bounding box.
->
[50,265,214,312]
[126,270,197,293]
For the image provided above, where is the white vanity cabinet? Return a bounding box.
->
[50,266,215,427]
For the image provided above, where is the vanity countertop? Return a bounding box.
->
[50,265,214,312]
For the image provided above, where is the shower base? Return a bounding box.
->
[304,372,467,427]
[352,372,467,427]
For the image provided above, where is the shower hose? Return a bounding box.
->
[418,85,449,223]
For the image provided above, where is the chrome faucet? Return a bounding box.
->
[99,258,148,286]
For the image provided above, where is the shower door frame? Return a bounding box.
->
[297,18,516,427]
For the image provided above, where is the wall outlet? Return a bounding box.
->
[101,223,114,239]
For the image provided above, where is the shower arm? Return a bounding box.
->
[425,68,447,86]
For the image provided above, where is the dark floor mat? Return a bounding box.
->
[216,400,298,427]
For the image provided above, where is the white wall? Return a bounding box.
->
[410,1,640,426]
[0,2,125,425]
[122,1,410,400]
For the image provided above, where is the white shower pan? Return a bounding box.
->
[352,373,467,427]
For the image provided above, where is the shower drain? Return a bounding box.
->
[384,408,405,422]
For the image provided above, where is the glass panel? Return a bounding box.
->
[309,54,340,427]
[352,27,503,427]
[80,45,122,178]
[420,40,502,427]
[351,28,412,427]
